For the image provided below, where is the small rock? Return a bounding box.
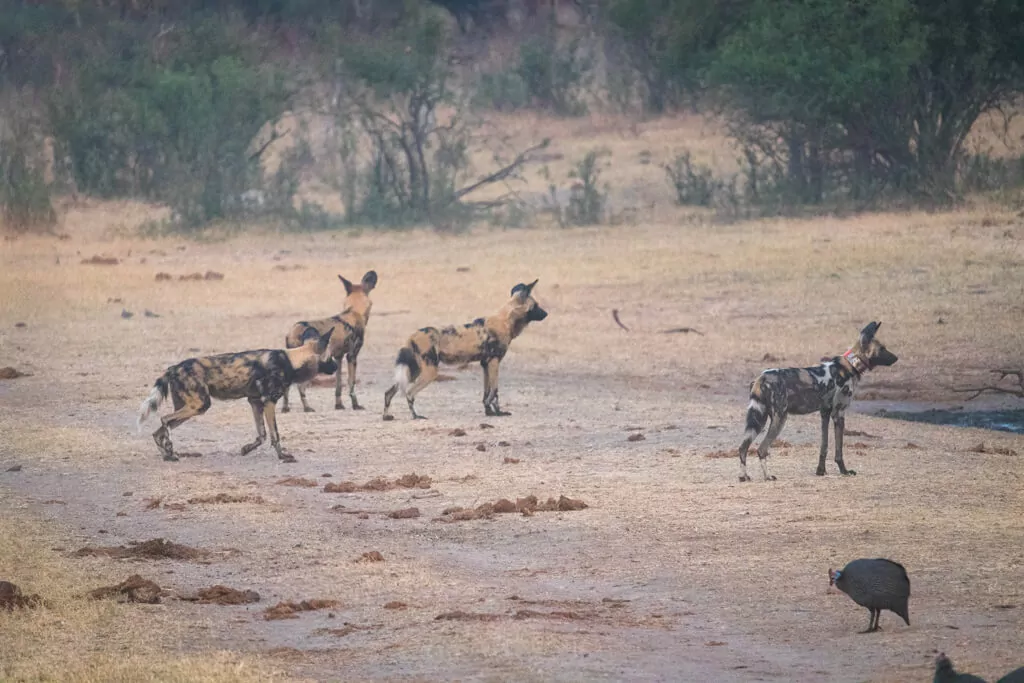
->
[155,272,173,281]
[356,551,385,563]
[144,310,160,318]
[121,309,134,319]
[6,465,23,472]
[449,428,467,437]
[475,443,487,452]
[387,507,420,519]
[627,433,646,442]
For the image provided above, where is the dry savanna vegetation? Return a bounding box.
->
[2,102,1024,683]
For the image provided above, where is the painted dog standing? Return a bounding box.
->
[738,321,898,482]
[138,327,336,463]
[283,270,377,413]
[383,280,547,420]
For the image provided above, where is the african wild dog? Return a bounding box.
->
[383,280,548,420]
[282,270,377,413]
[137,328,336,463]
[738,321,898,482]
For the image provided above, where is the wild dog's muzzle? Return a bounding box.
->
[528,306,548,322]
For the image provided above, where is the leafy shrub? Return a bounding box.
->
[515,33,591,117]
[0,115,56,231]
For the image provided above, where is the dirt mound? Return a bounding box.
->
[89,575,162,604]
[356,551,385,563]
[185,585,261,605]
[0,367,30,380]
[388,507,420,519]
[276,477,319,488]
[627,433,646,442]
[323,473,432,493]
[383,601,407,609]
[187,493,265,504]
[967,442,1018,456]
[81,255,119,265]
[74,538,207,561]
[439,495,588,521]
[264,598,339,620]
[0,581,42,610]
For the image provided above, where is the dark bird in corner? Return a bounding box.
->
[934,653,988,683]
[828,558,910,633]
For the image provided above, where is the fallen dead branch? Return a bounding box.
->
[954,369,1024,400]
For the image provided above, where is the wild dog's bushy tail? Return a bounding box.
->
[393,347,419,397]
[137,376,169,432]
[742,376,770,442]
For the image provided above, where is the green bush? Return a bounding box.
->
[515,33,591,117]
[0,116,56,232]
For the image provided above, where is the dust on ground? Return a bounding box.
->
[1,133,1023,680]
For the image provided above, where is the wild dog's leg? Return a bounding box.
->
[297,381,315,413]
[756,413,786,481]
[833,410,855,475]
[404,364,439,419]
[154,391,210,462]
[383,383,399,421]
[282,385,292,413]
[347,354,364,410]
[334,355,346,410]
[816,409,831,476]
[263,400,295,462]
[240,398,267,455]
[738,395,769,483]
[482,359,509,416]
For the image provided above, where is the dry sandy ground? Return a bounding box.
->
[2,154,1024,680]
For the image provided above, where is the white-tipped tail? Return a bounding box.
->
[137,384,165,433]
[393,363,411,398]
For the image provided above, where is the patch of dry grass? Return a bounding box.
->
[0,506,282,683]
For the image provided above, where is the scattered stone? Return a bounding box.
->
[475,443,487,452]
[904,442,921,449]
[502,457,520,464]
[5,464,23,472]
[204,270,224,280]
[323,474,432,493]
[121,309,134,319]
[438,495,587,522]
[383,601,407,610]
[144,309,160,318]
[356,551,385,563]
[89,575,162,604]
[14,322,26,328]
[449,428,467,437]
[387,507,420,519]
[498,441,511,447]
[0,367,29,380]
[0,581,42,610]
[479,423,494,429]
[434,610,501,622]
[627,433,646,442]
[155,272,173,281]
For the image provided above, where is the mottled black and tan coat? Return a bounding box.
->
[738,321,898,481]
[283,270,377,412]
[137,328,336,463]
[383,280,548,420]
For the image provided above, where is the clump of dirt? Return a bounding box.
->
[904,442,922,449]
[356,551,385,563]
[182,585,261,605]
[967,443,1018,456]
[513,609,586,620]
[73,538,207,561]
[178,271,225,281]
[276,477,319,488]
[479,423,494,429]
[314,625,372,637]
[264,599,339,621]
[449,428,467,437]
[0,367,30,380]
[627,432,646,442]
[388,507,420,519]
[89,575,162,604]
[187,493,265,505]
[155,272,172,281]
[503,457,520,464]
[5,464,22,472]
[438,495,588,521]
[475,443,487,452]
[0,581,42,610]
[383,601,407,610]
[323,473,432,493]
[81,255,119,265]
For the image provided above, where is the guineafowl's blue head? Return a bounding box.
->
[828,568,841,585]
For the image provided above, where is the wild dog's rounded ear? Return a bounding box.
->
[860,321,881,342]
[318,326,335,351]
[511,279,539,299]
[361,270,378,292]
[338,275,354,295]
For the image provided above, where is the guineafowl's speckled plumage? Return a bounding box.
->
[934,653,988,683]
[828,558,910,633]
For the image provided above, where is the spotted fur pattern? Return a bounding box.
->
[383,280,548,420]
[137,328,336,463]
[738,322,898,482]
[283,270,377,413]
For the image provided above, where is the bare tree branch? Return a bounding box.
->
[248,127,291,164]
[452,139,550,201]
[953,369,1024,400]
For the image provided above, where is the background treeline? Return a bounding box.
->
[2,0,1023,231]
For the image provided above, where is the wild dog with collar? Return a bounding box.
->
[737,321,898,482]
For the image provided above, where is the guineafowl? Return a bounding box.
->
[997,666,1024,683]
[934,653,988,683]
[828,558,910,633]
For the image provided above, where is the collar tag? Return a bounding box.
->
[843,349,869,375]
